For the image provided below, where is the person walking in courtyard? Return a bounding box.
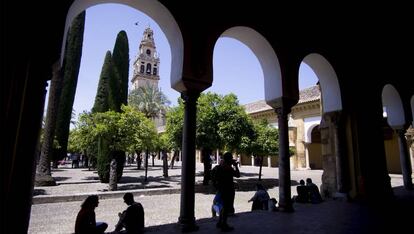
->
[211,151,240,231]
[114,193,145,234]
[75,195,108,234]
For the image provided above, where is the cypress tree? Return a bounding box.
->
[92,51,113,113]
[54,11,86,162]
[110,30,129,182]
[93,51,113,182]
[111,30,130,107]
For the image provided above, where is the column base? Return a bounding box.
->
[178,217,199,232]
[333,192,349,201]
[403,181,413,190]
[278,204,294,213]
[34,174,57,186]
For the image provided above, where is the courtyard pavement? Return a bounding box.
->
[29,160,413,233]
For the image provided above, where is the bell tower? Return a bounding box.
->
[131,27,160,89]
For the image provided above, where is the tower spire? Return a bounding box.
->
[131,26,160,90]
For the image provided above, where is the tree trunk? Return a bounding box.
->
[259,155,264,181]
[170,150,178,169]
[144,149,149,182]
[162,151,169,178]
[152,153,155,167]
[109,158,117,191]
[136,150,142,169]
[35,62,63,186]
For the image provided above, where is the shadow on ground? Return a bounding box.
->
[33,189,47,196]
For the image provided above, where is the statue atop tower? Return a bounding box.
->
[131,27,160,89]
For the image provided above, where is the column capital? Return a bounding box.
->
[396,128,407,136]
[274,106,291,118]
[320,111,342,128]
[180,91,200,104]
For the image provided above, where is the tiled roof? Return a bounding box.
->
[298,85,321,104]
[243,100,271,114]
[244,85,320,114]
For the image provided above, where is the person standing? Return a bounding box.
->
[115,193,145,234]
[202,148,213,185]
[211,152,240,231]
[75,195,108,234]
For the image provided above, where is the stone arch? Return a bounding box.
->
[305,119,321,143]
[219,26,282,103]
[63,0,183,90]
[302,53,342,112]
[382,84,406,129]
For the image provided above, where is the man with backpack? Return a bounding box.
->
[211,152,240,232]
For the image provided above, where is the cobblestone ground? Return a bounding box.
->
[29,160,408,233]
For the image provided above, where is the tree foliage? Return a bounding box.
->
[92,51,113,113]
[250,119,279,157]
[128,84,170,119]
[69,106,157,181]
[196,93,221,150]
[165,98,184,150]
[216,93,255,152]
[165,92,256,154]
[111,30,129,107]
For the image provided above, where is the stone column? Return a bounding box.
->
[251,155,255,166]
[5,62,50,233]
[178,92,200,231]
[406,127,414,176]
[275,107,293,212]
[268,156,272,168]
[304,142,311,169]
[331,112,348,194]
[396,128,413,190]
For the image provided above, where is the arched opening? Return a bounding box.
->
[64,0,183,93]
[381,84,413,190]
[381,84,405,174]
[220,26,282,104]
[299,53,344,197]
[308,125,322,169]
[302,53,342,113]
[291,63,319,170]
[382,84,405,129]
[206,27,282,169]
[31,2,182,233]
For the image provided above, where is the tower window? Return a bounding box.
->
[146,49,151,56]
[140,65,145,73]
[153,68,157,75]
[146,63,152,74]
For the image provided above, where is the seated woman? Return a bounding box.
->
[75,195,108,234]
[248,183,270,211]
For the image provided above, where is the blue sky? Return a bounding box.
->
[53,3,317,118]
